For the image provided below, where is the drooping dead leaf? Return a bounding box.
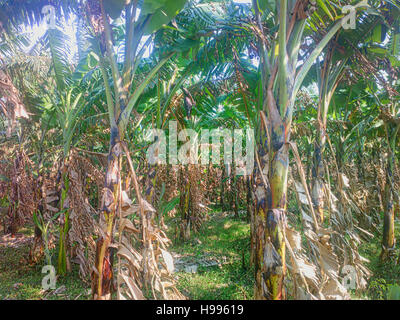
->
[160,248,174,273]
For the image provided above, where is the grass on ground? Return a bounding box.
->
[1,208,400,300]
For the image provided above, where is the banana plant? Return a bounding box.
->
[309,3,400,224]
[249,0,361,299]
[310,46,348,223]
[85,0,187,299]
[46,26,89,275]
[369,82,400,260]
[32,209,62,266]
[342,5,400,260]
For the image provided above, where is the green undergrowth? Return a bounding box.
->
[1,209,253,300]
[2,207,399,300]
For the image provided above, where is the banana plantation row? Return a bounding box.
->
[0,0,399,300]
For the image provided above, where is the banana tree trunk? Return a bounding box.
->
[381,123,399,260]
[266,143,288,299]
[311,126,326,223]
[253,138,288,300]
[57,160,71,275]
[144,164,157,207]
[92,132,121,299]
[233,175,239,218]
[220,165,225,210]
[253,92,290,301]
[179,165,191,241]
[246,175,252,222]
